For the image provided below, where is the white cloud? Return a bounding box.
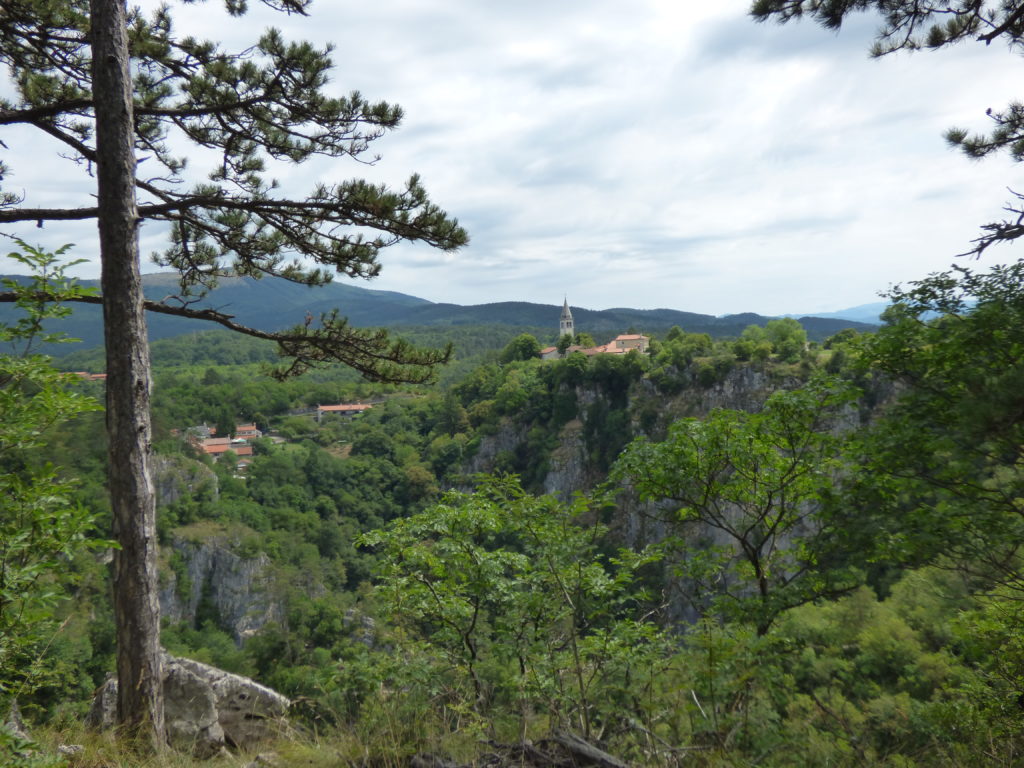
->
[2,0,1021,316]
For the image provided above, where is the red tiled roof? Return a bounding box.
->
[200,441,253,456]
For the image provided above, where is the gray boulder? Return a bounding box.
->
[87,652,290,757]
[164,660,225,758]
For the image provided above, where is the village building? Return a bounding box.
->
[590,333,650,355]
[192,436,254,458]
[235,423,262,440]
[185,423,217,440]
[316,403,373,423]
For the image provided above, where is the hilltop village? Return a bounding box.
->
[540,299,650,358]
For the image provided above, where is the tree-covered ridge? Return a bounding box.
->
[0,272,878,357]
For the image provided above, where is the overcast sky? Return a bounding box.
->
[2,0,1021,316]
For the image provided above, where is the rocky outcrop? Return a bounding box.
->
[542,419,599,499]
[547,368,788,501]
[87,652,290,757]
[465,422,527,475]
[153,454,218,508]
[461,362,879,517]
[466,365,807,502]
[159,528,283,645]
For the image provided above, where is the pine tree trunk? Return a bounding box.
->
[89,0,165,751]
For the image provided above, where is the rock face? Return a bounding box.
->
[542,419,599,498]
[159,530,283,645]
[465,421,526,476]
[469,364,803,502]
[153,454,218,508]
[3,700,30,742]
[87,652,290,757]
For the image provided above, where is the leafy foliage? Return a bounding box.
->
[0,243,103,720]
[853,263,1024,591]
[498,333,542,363]
[361,476,667,740]
[613,375,861,635]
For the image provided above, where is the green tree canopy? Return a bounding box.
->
[499,333,542,364]
[765,317,807,362]
[0,243,105,719]
[574,331,596,348]
[853,263,1024,591]
[360,475,666,737]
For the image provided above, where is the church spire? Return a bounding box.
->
[559,297,575,338]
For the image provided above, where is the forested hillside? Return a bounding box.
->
[6,263,1024,766]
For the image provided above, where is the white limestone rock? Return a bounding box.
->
[86,652,290,757]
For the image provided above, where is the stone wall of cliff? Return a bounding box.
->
[158,526,283,646]
[467,363,805,501]
[153,453,218,508]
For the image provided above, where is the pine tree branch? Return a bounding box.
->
[978,3,1024,44]
[0,290,450,382]
[0,101,93,125]
[0,206,99,223]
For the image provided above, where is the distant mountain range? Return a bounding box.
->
[0,273,880,355]
[793,301,889,325]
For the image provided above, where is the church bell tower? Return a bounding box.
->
[559,298,574,338]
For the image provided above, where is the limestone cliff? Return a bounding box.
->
[159,525,283,645]
[465,421,528,475]
[462,362,883,628]
[153,453,218,508]
[469,363,805,501]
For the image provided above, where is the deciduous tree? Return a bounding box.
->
[854,263,1024,591]
[360,476,666,739]
[612,376,860,635]
[0,243,104,727]
[499,333,541,364]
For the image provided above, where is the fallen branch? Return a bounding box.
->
[548,731,629,768]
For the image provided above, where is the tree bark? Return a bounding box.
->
[89,0,165,751]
